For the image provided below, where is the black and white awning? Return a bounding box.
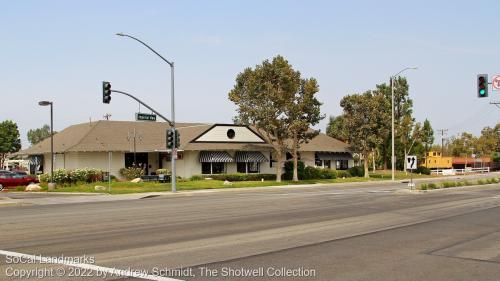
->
[199,151,234,163]
[234,151,268,163]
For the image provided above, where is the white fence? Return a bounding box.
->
[431,167,490,175]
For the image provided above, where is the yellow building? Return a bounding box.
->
[424,151,453,169]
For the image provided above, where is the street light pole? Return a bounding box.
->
[116,33,177,192]
[390,67,417,181]
[38,101,54,188]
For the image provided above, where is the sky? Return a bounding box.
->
[1,0,499,148]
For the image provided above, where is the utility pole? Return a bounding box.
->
[437,129,448,156]
[127,128,142,166]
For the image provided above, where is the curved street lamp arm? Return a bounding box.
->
[116,33,173,67]
[111,90,173,126]
[392,67,418,78]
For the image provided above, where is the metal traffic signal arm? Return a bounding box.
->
[108,88,173,126]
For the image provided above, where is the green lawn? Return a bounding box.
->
[32,176,383,194]
[369,170,436,180]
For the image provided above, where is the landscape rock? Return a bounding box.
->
[94,185,107,191]
[223,180,233,185]
[130,178,142,183]
[26,184,41,192]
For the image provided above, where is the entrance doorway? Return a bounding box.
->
[125,153,149,174]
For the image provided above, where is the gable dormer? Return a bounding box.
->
[191,124,266,143]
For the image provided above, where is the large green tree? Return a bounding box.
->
[27,124,54,146]
[476,124,500,156]
[0,120,22,168]
[375,77,414,170]
[229,55,299,182]
[447,132,478,157]
[339,91,390,177]
[326,115,348,142]
[420,119,434,155]
[286,78,324,181]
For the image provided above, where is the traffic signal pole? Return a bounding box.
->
[115,33,177,192]
[170,63,176,193]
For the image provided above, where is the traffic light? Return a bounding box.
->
[102,81,112,104]
[175,130,180,148]
[166,129,174,149]
[477,74,488,98]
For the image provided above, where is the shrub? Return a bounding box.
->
[119,167,144,180]
[427,183,437,189]
[319,169,337,179]
[477,179,486,185]
[414,166,431,175]
[463,180,472,186]
[441,181,456,188]
[283,161,305,180]
[156,168,170,175]
[190,175,203,181]
[39,173,50,183]
[304,166,321,180]
[335,170,351,178]
[207,173,276,181]
[420,183,428,190]
[38,168,104,184]
[348,166,365,177]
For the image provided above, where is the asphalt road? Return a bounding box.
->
[1,174,500,281]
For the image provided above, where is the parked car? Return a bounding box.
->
[0,173,39,191]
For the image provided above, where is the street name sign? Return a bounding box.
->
[135,113,157,122]
[493,75,500,91]
[406,155,417,170]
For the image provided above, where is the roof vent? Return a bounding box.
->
[227,129,235,139]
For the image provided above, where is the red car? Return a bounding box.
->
[0,172,39,191]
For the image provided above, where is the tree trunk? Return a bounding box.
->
[372,150,376,172]
[364,153,370,178]
[0,153,5,169]
[382,143,388,170]
[275,150,283,182]
[292,134,299,182]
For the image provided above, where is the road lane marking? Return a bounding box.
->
[0,250,182,281]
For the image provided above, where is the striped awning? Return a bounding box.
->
[316,152,352,161]
[199,151,234,163]
[234,151,268,163]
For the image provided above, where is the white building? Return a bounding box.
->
[17,121,353,178]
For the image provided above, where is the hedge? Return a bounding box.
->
[195,173,276,181]
[119,167,145,180]
[39,168,104,184]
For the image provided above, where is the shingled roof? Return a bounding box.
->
[17,120,350,155]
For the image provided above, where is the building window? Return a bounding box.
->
[270,152,275,168]
[323,160,331,169]
[336,160,348,170]
[237,162,260,173]
[237,162,246,173]
[201,162,226,174]
[248,162,259,173]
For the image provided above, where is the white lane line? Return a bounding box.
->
[0,250,182,281]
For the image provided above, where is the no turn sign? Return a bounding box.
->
[493,75,500,91]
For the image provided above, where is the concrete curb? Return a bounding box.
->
[396,182,500,194]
